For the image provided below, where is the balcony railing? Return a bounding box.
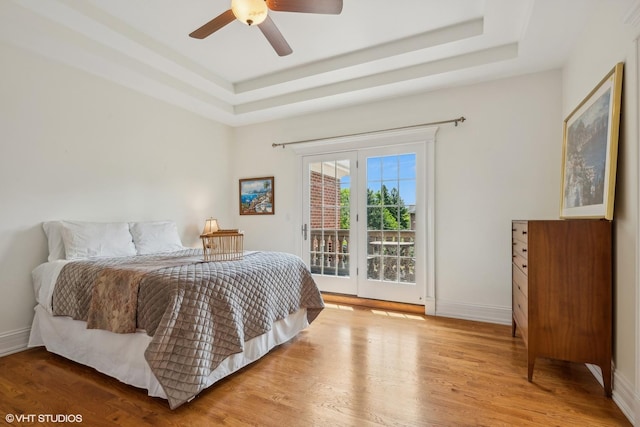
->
[309,229,415,283]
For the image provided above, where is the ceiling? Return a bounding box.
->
[0,0,622,126]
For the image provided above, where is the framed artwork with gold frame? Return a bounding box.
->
[560,62,623,220]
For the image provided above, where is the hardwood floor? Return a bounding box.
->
[0,305,630,426]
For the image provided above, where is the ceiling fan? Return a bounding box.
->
[189,0,343,56]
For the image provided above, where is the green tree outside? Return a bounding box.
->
[340,186,411,230]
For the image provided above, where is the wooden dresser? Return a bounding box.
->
[511,219,612,396]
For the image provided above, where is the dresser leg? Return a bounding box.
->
[602,362,612,397]
[527,357,535,382]
[512,317,516,337]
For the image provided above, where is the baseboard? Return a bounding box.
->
[0,327,30,357]
[597,365,637,425]
[434,299,512,325]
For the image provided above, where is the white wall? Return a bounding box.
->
[232,69,562,323]
[0,42,233,349]
[562,0,640,420]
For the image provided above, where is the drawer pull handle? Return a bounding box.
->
[522,231,527,235]
[522,264,527,269]
[512,228,516,232]
[522,248,527,252]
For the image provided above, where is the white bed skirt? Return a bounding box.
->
[28,305,309,400]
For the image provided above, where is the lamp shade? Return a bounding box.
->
[231,0,268,26]
[202,218,219,235]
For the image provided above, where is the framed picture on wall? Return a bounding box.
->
[560,62,623,220]
[239,176,275,215]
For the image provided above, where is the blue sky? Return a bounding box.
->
[338,154,417,206]
[367,154,416,206]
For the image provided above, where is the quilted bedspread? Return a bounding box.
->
[52,250,324,409]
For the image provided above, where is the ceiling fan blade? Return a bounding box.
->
[258,16,293,57]
[189,9,235,39]
[266,0,343,14]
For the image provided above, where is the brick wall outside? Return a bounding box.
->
[310,170,340,229]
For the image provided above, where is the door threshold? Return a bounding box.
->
[321,292,425,315]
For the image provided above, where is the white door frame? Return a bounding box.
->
[292,125,437,314]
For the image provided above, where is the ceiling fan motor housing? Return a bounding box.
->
[231,0,268,26]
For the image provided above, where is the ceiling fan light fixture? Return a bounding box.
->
[231,0,268,26]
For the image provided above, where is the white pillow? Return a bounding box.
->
[129,221,184,255]
[43,221,66,262]
[61,221,136,260]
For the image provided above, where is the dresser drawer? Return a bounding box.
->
[512,252,528,276]
[513,278,528,314]
[512,262,528,295]
[512,221,528,244]
[513,287,528,342]
[513,239,528,259]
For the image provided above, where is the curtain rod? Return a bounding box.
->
[271,116,466,149]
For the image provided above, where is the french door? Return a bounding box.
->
[302,153,358,295]
[302,143,425,305]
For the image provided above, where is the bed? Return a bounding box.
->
[28,220,324,409]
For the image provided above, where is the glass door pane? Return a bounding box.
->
[358,144,424,305]
[366,154,416,284]
[303,154,357,295]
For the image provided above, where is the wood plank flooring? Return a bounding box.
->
[0,305,630,426]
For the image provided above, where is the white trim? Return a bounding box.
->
[294,125,438,308]
[434,299,512,325]
[607,366,637,425]
[586,363,636,425]
[635,35,640,427]
[0,327,31,357]
[424,297,436,315]
[426,140,436,313]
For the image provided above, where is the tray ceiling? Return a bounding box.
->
[0,0,614,126]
